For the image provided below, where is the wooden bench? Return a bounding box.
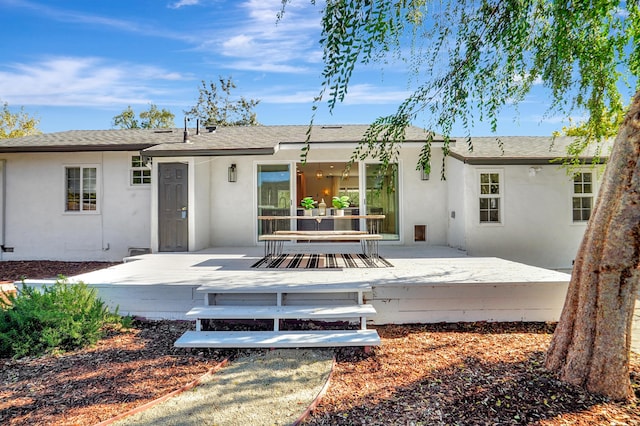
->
[259,230,383,259]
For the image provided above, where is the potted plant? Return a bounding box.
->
[332,195,350,216]
[300,196,317,216]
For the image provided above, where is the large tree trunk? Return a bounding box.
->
[545,92,640,401]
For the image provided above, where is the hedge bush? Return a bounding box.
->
[0,278,124,358]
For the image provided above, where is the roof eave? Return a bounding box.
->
[0,144,156,153]
[278,139,451,149]
[142,147,275,157]
[449,153,607,165]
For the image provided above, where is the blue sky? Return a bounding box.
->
[0,0,602,135]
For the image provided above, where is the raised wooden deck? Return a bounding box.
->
[23,246,571,326]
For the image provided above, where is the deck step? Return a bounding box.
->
[195,283,372,294]
[185,304,376,320]
[174,330,381,348]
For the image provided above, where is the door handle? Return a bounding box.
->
[180,207,187,219]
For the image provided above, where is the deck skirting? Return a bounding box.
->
[369,281,569,324]
[22,280,569,324]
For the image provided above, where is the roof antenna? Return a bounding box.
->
[183,117,190,143]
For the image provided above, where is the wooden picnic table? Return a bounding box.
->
[258,214,385,233]
[258,215,385,259]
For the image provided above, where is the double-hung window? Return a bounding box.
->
[479,172,502,223]
[131,155,151,185]
[65,166,98,212]
[572,172,593,222]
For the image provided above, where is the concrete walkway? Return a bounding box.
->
[106,349,334,426]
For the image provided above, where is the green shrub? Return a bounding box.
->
[0,277,124,358]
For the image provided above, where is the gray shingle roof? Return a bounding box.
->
[0,125,437,155]
[143,124,440,156]
[0,128,182,152]
[448,136,613,164]
[0,125,611,162]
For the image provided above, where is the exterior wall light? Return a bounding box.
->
[528,167,542,177]
[228,164,237,182]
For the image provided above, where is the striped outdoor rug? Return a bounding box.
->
[251,253,393,269]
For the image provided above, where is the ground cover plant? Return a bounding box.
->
[0,278,126,358]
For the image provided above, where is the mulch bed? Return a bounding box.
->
[0,261,122,282]
[306,323,640,425]
[0,261,638,425]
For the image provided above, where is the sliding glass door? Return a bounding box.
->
[364,163,399,240]
[256,161,400,240]
[257,164,291,235]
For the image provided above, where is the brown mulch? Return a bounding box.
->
[0,261,639,425]
[0,260,122,282]
[306,324,640,425]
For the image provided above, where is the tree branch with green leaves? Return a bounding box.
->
[282,0,640,401]
[289,0,638,170]
[0,101,41,138]
[184,76,260,126]
[112,104,175,129]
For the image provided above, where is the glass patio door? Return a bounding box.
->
[257,164,292,236]
[364,163,399,240]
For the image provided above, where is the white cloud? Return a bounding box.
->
[339,84,412,105]
[259,84,410,105]
[198,0,322,74]
[6,0,322,75]
[3,0,199,43]
[0,57,189,107]
[259,89,318,104]
[222,34,256,54]
[224,60,309,74]
[512,73,544,86]
[168,0,201,9]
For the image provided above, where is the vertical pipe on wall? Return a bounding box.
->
[0,160,6,261]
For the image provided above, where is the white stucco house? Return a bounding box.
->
[0,124,605,270]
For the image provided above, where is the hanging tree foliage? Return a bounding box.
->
[286,0,638,171]
[282,0,640,400]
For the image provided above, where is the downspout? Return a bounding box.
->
[0,160,6,261]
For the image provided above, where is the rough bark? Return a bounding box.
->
[545,91,640,401]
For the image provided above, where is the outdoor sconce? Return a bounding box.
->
[228,164,237,182]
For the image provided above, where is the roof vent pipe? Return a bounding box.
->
[183,117,190,143]
[206,125,217,133]
[196,119,200,135]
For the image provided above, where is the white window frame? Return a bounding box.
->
[572,171,594,223]
[64,164,100,214]
[360,160,402,241]
[254,160,296,241]
[478,170,503,225]
[130,155,151,186]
